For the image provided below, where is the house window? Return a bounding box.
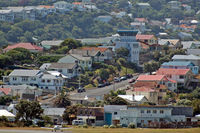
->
[147,110,151,114]
[13,77,17,81]
[42,79,45,83]
[141,120,144,123]
[153,110,157,114]
[88,61,91,64]
[58,69,62,72]
[141,110,144,113]
[31,77,36,81]
[168,83,172,87]
[114,112,117,115]
[160,110,164,114]
[68,69,73,73]
[22,77,28,82]
[47,80,51,83]
[179,75,184,79]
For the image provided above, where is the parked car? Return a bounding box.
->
[120,76,127,81]
[114,77,121,82]
[77,87,86,93]
[126,74,133,79]
[98,83,105,88]
[129,78,136,83]
[72,120,84,125]
[104,81,111,86]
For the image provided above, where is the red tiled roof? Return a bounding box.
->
[135,18,147,22]
[180,24,197,29]
[39,5,54,9]
[81,47,109,52]
[156,68,190,75]
[133,86,155,92]
[4,43,43,52]
[137,75,166,81]
[133,81,167,90]
[0,88,11,95]
[136,34,154,40]
[73,2,82,5]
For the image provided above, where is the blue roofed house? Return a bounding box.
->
[172,54,200,67]
[161,61,199,75]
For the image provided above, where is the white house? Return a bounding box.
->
[58,54,92,70]
[3,69,65,90]
[0,10,14,23]
[0,110,15,122]
[115,30,140,65]
[53,1,72,12]
[40,62,81,78]
[104,105,193,127]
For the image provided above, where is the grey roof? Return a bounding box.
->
[0,10,12,14]
[70,54,91,61]
[1,85,37,90]
[9,70,41,77]
[69,49,100,57]
[78,37,115,45]
[172,54,200,60]
[182,41,200,49]
[187,49,200,56]
[43,108,65,116]
[6,7,24,12]
[41,74,58,79]
[137,3,150,6]
[40,63,51,70]
[41,40,63,46]
[158,39,180,46]
[172,107,193,117]
[49,63,76,69]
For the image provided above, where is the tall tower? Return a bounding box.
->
[115,30,140,65]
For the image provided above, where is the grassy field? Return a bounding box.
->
[69,127,200,133]
[0,127,200,133]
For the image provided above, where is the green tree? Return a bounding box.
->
[62,105,82,125]
[144,61,160,74]
[116,47,129,58]
[15,100,43,126]
[54,92,71,108]
[99,68,109,81]
[104,90,128,105]
[0,96,13,105]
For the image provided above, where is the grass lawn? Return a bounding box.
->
[69,127,200,133]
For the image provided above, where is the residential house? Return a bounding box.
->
[53,1,72,12]
[181,41,200,49]
[40,62,81,78]
[39,5,56,14]
[136,34,158,49]
[58,54,92,70]
[156,68,193,89]
[81,47,113,61]
[0,87,11,96]
[134,18,148,23]
[178,32,193,40]
[95,16,112,23]
[130,22,146,33]
[0,110,15,121]
[111,11,126,18]
[104,105,194,128]
[187,49,200,57]
[136,3,151,9]
[115,30,140,65]
[118,95,148,105]
[179,24,196,32]
[78,36,116,45]
[172,54,200,66]
[21,93,36,101]
[182,4,191,11]
[77,107,104,126]
[158,39,182,49]
[0,10,14,23]
[3,69,65,90]
[135,75,177,92]
[43,108,65,124]
[168,1,181,10]
[72,2,85,11]
[40,40,63,50]
[126,80,169,104]
[1,84,42,98]
[161,61,199,75]
[3,43,43,53]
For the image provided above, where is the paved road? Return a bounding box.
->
[70,77,136,100]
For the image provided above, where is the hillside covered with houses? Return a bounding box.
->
[0,0,200,131]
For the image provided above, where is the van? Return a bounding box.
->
[72,119,84,125]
